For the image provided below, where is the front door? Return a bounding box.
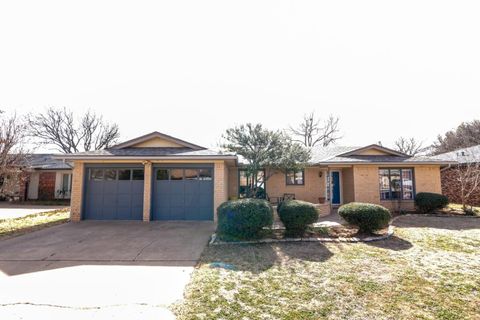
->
[331,171,341,205]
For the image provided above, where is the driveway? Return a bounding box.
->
[0,204,68,219]
[0,221,214,319]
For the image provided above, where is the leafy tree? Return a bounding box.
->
[28,107,120,153]
[433,120,480,154]
[221,123,311,198]
[394,137,425,156]
[289,112,341,147]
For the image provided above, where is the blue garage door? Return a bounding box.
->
[152,167,213,221]
[84,167,144,220]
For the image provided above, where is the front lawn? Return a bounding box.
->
[174,215,480,320]
[0,209,70,239]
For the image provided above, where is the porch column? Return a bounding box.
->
[70,161,84,222]
[143,161,152,222]
[213,161,228,223]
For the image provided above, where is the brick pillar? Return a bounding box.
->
[70,162,84,222]
[213,161,228,222]
[143,161,152,222]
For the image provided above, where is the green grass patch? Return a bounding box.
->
[0,209,70,239]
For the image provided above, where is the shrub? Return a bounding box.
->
[338,202,391,233]
[278,200,319,237]
[415,192,449,213]
[217,199,273,240]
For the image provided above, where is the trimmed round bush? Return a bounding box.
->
[415,192,449,213]
[278,200,319,237]
[217,199,273,240]
[338,202,391,233]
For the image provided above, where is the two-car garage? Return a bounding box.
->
[83,164,214,221]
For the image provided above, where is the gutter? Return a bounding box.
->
[316,161,457,166]
[53,155,239,162]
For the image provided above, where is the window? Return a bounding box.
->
[157,169,169,180]
[170,169,184,180]
[90,169,103,181]
[238,169,266,198]
[286,170,304,185]
[61,173,72,193]
[132,169,144,180]
[185,169,198,180]
[198,169,212,180]
[379,168,414,200]
[104,169,117,181]
[118,169,131,180]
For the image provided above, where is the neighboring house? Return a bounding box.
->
[434,145,480,206]
[57,131,454,222]
[0,154,73,201]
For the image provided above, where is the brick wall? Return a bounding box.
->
[213,161,228,222]
[70,162,84,222]
[441,166,480,206]
[266,167,326,203]
[38,172,56,200]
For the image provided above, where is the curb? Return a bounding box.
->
[209,225,395,246]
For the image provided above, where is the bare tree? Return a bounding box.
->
[454,152,480,213]
[394,137,424,156]
[0,111,27,199]
[289,112,341,147]
[27,107,120,153]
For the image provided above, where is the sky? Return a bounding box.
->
[1,0,479,152]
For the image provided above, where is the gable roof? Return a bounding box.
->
[337,144,408,157]
[111,131,205,150]
[433,145,480,164]
[311,144,455,165]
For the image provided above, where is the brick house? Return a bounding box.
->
[434,145,480,206]
[1,154,73,201]
[57,131,454,222]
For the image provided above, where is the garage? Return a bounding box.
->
[84,166,144,220]
[152,166,214,220]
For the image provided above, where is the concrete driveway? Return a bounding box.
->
[0,221,214,319]
[0,204,68,219]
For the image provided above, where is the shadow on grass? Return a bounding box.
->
[200,242,334,274]
[366,235,413,251]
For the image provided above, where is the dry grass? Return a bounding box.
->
[444,203,480,216]
[174,215,480,320]
[0,209,70,239]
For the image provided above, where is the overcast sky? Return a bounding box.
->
[1,0,479,152]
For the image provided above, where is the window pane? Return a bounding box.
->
[62,174,70,189]
[185,169,198,180]
[295,171,304,185]
[105,169,117,181]
[239,170,248,187]
[132,169,144,180]
[118,169,131,180]
[90,169,103,181]
[402,169,414,200]
[157,169,169,180]
[170,169,184,180]
[379,169,390,200]
[389,169,401,199]
[286,171,295,185]
[199,169,212,180]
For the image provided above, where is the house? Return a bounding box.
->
[434,145,480,206]
[24,154,73,201]
[58,131,454,222]
[0,154,72,201]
